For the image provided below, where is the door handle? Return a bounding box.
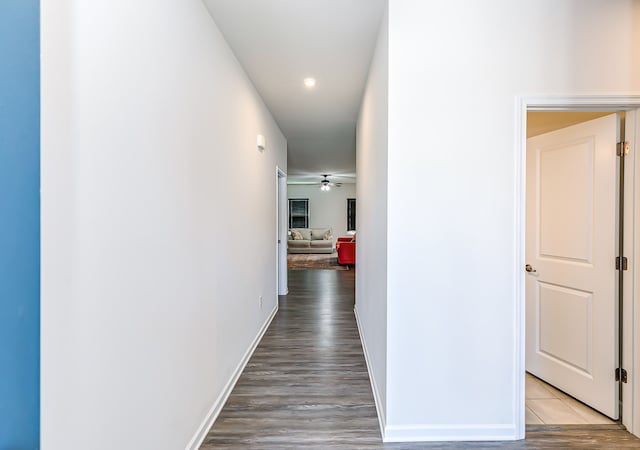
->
[525,264,537,273]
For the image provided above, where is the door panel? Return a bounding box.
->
[538,282,592,373]
[539,139,593,262]
[526,113,618,419]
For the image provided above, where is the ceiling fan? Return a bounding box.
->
[319,174,341,191]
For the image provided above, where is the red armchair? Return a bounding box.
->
[336,237,355,265]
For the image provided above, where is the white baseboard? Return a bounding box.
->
[353,306,387,438]
[354,309,518,443]
[383,424,518,442]
[185,304,278,450]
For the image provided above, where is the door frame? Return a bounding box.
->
[276,167,288,296]
[515,95,640,439]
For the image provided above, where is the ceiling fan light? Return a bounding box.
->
[320,174,331,191]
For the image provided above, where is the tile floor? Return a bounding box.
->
[526,372,616,425]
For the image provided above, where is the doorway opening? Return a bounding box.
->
[276,167,288,296]
[517,97,640,440]
[524,111,622,426]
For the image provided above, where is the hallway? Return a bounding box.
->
[201,269,381,448]
[200,269,640,449]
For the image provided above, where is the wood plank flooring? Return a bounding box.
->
[200,269,640,449]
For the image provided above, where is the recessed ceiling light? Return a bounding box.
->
[303,77,316,88]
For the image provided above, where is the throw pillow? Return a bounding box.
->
[298,228,312,240]
[311,228,328,240]
[291,229,303,240]
[323,228,332,240]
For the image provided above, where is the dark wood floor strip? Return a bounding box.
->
[201,269,640,449]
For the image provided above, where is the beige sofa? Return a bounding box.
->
[288,227,333,253]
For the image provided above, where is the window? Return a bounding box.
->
[289,199,309,228]
[347,198,356,231]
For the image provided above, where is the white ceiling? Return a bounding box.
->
[203,0,386,184]
[527,111,614,138]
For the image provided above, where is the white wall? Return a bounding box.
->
[355,3,389,430]
[40,1,286,449]
[380,0,640,441]
[287,183,356,240]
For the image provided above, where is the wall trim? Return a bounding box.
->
[523,95,640,111]
[623,110,637,434]
[383,424,517,442]
[354,307,386,439]
[515,95,640,440]
[630,109,640,436]
[185,303,278,450]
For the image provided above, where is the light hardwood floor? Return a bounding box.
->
[201,269,640,449]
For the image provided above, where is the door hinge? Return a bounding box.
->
[616,256,628,271]
[617,141,630,156]
[616,368,628,383]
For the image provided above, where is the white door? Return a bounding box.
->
[526,114,619,419]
